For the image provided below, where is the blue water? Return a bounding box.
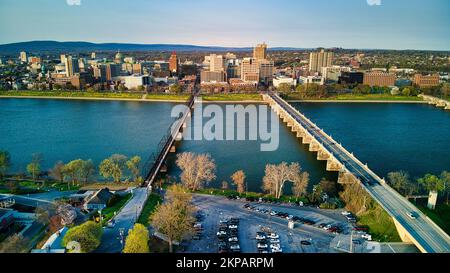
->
[291,102,450,180]
[0,98,448,192]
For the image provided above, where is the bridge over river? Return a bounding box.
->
[264,93,450,253]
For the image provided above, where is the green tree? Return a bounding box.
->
[63,159,84,187]
[440,171,450,204]
[126,156,141,182]
[150,185,195,253]
[99,154,128,183]
[418,174,445,200]
[27,153,43,182]
[62,221,103,253]
[0,150,11,180]
[169,83,182,94]
[401,87,411,96]
[123,223,150,253]
[277,83,292,93]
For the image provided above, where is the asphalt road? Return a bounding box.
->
[271,94,450,253]
[95,187,148,253]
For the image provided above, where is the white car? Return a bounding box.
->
[286,215,294,220]
[270,243,281,249]
[270,239,280,244]
[216,231,227,236]
[257,243,268,249]
[271,248,283,253]
[268,233,279,239]
[228,225,238,229]
[361,234,372,241]
[229,244,240,250]
[256,234,266,240]
[341,211,351,216]
[228,237,238,242]
[270,211,278,216]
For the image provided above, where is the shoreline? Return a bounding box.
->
[287,99,427,104]
[0,95,264,104]
[0,95,427,104]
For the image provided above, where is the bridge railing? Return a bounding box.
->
[142,95,196,186]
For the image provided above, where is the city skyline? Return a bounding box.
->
[0,0,449,51]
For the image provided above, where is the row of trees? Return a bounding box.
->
[0,150,143,186]
[175,152,338,201]
[388,171,450,204]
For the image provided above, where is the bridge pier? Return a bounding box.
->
[309,140,320,152]
[326,158,342,172]
[317,149,330,161]
[169,145,176,153]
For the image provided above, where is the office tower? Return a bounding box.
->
[65,56,80,77]
[105,63,121,81]
[309,49,334,73]
[91,52,96,59]
[209,54,225,72]
[169,52,178,73]
[20,51,28,63]
[259,59,274,84]
[241,58,260,82]
[253,43,267,60]
[60,54,67,64]
[200,70,226,83]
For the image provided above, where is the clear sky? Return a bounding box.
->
[0,0,449,50]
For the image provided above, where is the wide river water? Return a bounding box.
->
[0,98,448,193]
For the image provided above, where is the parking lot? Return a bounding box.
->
[184,194,360,253]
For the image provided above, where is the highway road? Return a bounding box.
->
[270,93,450,253]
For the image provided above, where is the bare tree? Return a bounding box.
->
[176,152,216,191]
[262,162,300,199]
[221,181,229,192]
[50,161,65,183]
[231,170,246,194]
[292,172,310,198]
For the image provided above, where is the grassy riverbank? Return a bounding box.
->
[0,90,144,99]
[201,93,262,102]
[137,193,163,226]
[284,93,424,102]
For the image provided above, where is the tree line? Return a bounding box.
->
[0,150,143,187]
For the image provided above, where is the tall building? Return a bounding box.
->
[200,70,226,83]
[253,43,267,60]
[241,58,260,83]
[258,59,274,84]
[339,72,364,85]
[414,73,440,88]
[65,56,80,77]
[169,52,178,73]
[91,52,96,59]
[309,49,334,73]
[60,54,67,64]
[363,72,396,87]
[209,54,225,72]
[106,63,121,81]
[321,66,352,81]
[20,51,28,63]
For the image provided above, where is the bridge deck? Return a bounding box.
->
[143,95,196,187]
[268,93,450,253]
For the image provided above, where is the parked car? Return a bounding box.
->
[270,239,280,244]
[362,234,372,241]
[256,233,266,240]
[257,243,268,249]
[228,237,239,243]
[268,233,279,239]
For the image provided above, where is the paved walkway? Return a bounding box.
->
[95,187,149,253]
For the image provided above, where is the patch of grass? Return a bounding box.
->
[80,182,140,191]
[283,93,422,101]
[418,204,450,235]
[0,90,143,99]
[137,193,163,226]
[101,193,132,224]
[145,94,190,101]
[357,206,401,242]
[201,93,262,101]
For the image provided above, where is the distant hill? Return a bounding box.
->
[0,41,306,55]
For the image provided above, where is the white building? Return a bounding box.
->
[298,75,325,85]
[119,74,151,90]
[273,76,297,88]
[321,66,351,80]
